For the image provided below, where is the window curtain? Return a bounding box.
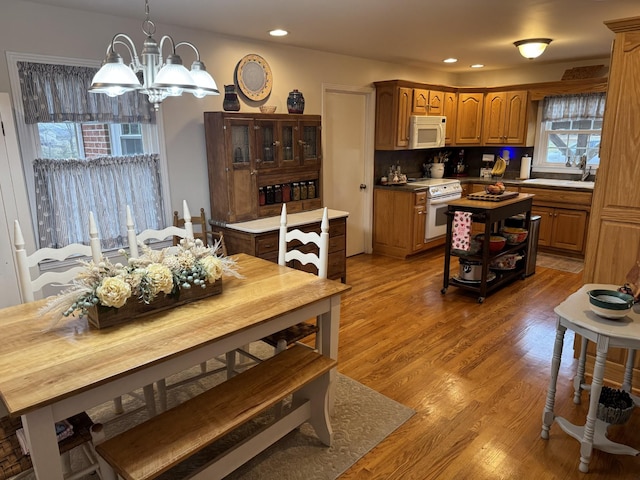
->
[17,61,155,124]
[33,154,165,249]
[542,93,606,121]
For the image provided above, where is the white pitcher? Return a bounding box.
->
[431,163,445,179]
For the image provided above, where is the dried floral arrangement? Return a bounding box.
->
[41,238,241,327]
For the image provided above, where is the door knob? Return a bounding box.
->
[359,184,367,190]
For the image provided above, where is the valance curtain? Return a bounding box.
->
[17,61,155,124]
[542,93,606,122]
[33,155,165,250]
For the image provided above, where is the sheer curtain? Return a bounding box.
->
[34,155,165,249]
[542,93,606,121]
[17,61,163,249]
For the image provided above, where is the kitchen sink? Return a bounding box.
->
[522,178,595,189]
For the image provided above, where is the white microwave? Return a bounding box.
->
[409,115,446,149]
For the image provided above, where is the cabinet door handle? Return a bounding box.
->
[359,184,367,190]
[273,141,280,147]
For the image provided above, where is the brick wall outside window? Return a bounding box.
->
[81,124,111,158]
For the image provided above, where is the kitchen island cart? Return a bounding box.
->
[442,193,534,302]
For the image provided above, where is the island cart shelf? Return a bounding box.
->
[442,193,534,303]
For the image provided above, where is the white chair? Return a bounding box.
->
[12,216,103,480]
[228,205,329,375]
[269,204,329,352]
[14,215,156,421]
[126,201,228,412]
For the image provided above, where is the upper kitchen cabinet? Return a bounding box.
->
[412,88,445,116]
[454,92,484,145]
[482,91,529,145]
[375,81,412,149]
[443,92,457,145]
[205,112,322,224]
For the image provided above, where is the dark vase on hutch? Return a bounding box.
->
[287,89,305,114]
[223,85,240,111]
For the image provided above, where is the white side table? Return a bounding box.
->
[541,284,640,473]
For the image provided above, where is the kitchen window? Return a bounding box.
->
[7,52,170,250]
[533,93,606,174]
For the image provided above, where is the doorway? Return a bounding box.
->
[322,84,375,256]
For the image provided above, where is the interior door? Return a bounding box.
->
[322,85,375,256]
[0,93,33,307]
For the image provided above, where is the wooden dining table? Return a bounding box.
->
[0,253,351,480]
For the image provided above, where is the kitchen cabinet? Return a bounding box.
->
[412,88,444,116]
[204,112,322,224]
[373,188,428,258]
[442,193,534,303]
[520,187,591,257]
[482,91,528,145]
[219,211,348,283]
[443,92,457,145]
[454,92,484,145]
[580,16,640,391]
[374,82,412,149]
[531,206,587,253]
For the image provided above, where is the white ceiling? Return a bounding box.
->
[20,0,640,72]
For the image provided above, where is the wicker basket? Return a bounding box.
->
[596,387,635,425]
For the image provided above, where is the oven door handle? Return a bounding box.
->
[428,194,462,206]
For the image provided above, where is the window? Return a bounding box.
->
[7,53,169,250]
[533,93,606,173]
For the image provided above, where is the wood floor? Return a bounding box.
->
[335,248,640,480]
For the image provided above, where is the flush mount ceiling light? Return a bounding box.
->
[443,58,458,64]
[514,38,552,59]
[90,0,219,110]
[269,29,288,37]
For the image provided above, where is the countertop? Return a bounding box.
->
[223,208,349,234]
[375,176,595,193]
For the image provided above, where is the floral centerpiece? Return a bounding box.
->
[42,238,240,329]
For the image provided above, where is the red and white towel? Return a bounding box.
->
[452,211,472,251]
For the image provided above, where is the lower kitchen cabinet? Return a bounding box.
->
[373,188,427,258]
[218,211,348,282]
[532,206,588,253]
[520,187,592,257]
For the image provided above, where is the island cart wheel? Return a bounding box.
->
[478,296,485,303]
[441,287,447,294]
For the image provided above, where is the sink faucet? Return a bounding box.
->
[578,155,591,181]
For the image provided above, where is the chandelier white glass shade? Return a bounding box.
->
[514,38,552,59]
[89,0,219,110]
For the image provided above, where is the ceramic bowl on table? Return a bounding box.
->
[259,105,277,113]
[587,289,634,319]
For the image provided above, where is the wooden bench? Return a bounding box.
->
[95,345,337,480]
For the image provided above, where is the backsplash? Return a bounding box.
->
[373,146,535,183]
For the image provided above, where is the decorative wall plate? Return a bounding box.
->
[235,54,273,101]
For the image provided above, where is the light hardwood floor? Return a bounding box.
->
[336,248,639,479]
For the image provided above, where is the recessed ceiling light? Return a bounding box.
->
[269,29,288,37]
[443,58,458,63]
[470,64,484,68]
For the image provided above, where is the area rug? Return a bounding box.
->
[29,345,414,480]
[536,252,584,273]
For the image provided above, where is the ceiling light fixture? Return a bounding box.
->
[514,38,552,59]
[470,64,485,68]
[89,0,219,110]
[269,29,288,37]
[443,58,458,64]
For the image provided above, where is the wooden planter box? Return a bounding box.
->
[87,280,223,329]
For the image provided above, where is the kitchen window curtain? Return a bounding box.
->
[542,93,606,121]
[17,61,164,249]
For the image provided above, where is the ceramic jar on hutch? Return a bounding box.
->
[287,89,305,114]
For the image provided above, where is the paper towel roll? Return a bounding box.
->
[519,155,531,179]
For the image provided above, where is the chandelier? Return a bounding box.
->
[89,0,219,110]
